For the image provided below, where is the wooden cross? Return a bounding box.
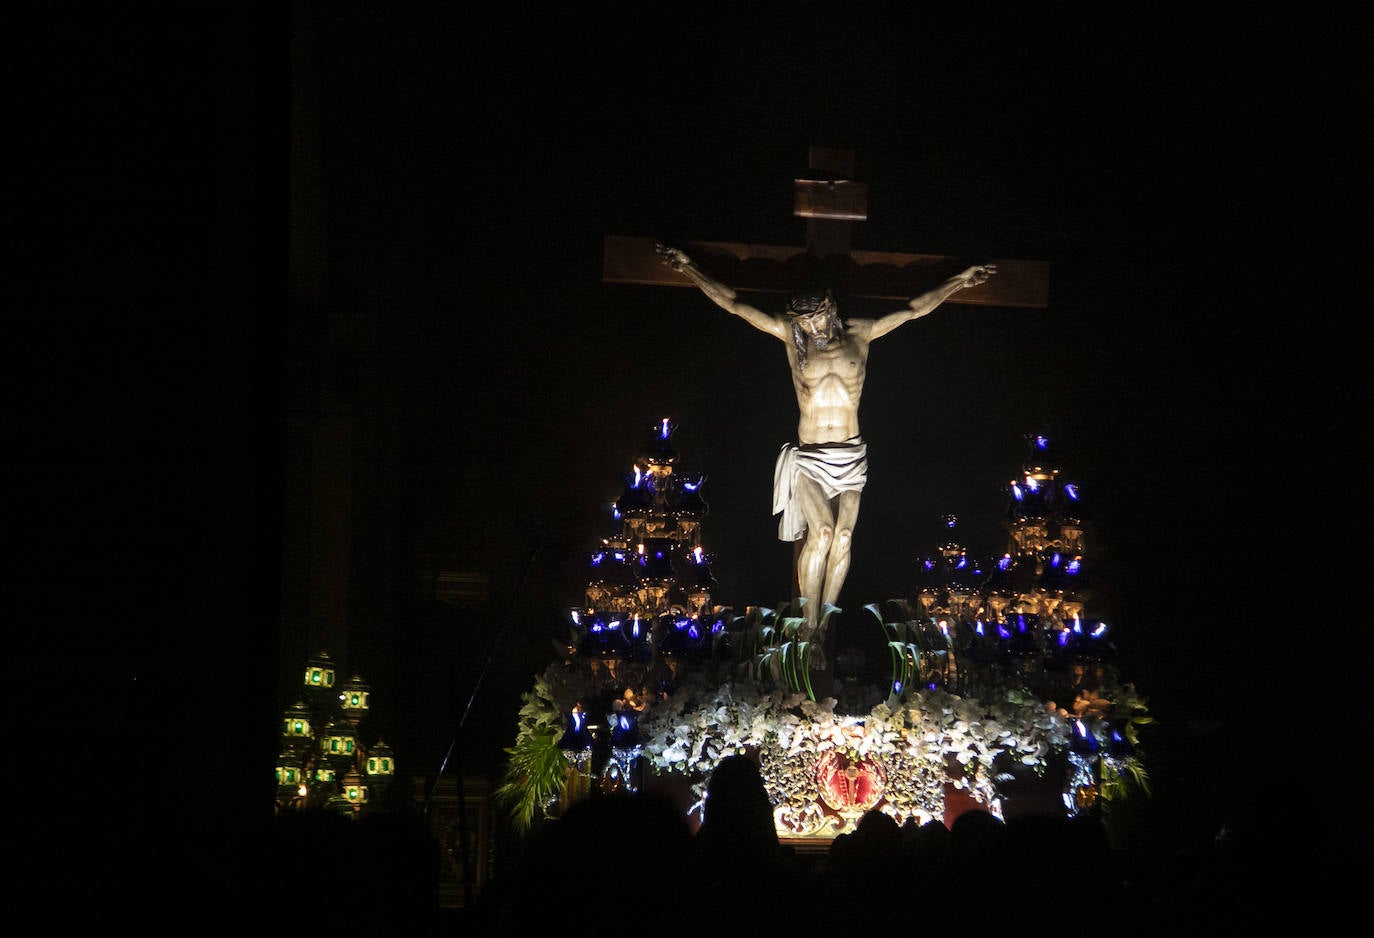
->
[602,147,1050,604]
[604,147,1050,308]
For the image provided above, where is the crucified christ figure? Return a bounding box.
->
[656,243,996,644]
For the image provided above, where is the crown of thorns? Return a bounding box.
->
[785,290,836,318]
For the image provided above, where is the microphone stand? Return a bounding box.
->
[423,532,544,912]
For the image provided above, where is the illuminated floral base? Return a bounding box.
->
[641,669,1072,836]
[505,659,1128,838]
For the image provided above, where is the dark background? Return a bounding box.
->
[10,1,1358,913]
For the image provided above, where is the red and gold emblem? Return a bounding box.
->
[815,750,887,819]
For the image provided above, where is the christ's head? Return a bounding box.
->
[786,290,843,364]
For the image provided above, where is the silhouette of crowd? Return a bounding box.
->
[271,754,1274,935]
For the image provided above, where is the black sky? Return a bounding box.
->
[11,4,1361,903]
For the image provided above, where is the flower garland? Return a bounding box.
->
[503,661,1149,830]
[638,669,1076,810]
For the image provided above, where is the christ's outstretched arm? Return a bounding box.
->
[865,264,997,341]
[656,243,787,340]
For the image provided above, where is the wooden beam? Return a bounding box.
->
[796,147,865,267]
[603,235,1050,308]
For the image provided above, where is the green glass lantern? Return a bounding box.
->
[319,717,359,770]
[304,651,337,697]
[365,738,395,778]
[342,766,369,807]
[275,749,309,810]
[275,749,304,788]
[340,674,371,725]
[281,700,313,748]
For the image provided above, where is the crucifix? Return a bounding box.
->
[604,148,1049,648]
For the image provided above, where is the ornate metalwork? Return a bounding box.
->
[757,744,946,837]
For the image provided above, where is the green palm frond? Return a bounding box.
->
[1101,753,1153,802]
[753,647,778,689]
[778,642,794,691]
[775,640,816,700]
[888,640,920,702]
[767,648,784,686]
[493,728,569,835]
[816,603,840,635]
[866,601,913,644]
[795,641,815,700]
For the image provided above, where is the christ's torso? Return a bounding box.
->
[787,330,869,444]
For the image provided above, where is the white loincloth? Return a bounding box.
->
[771,436,868,542]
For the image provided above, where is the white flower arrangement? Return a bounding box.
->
[506,660,1144,827]
[633,670,1076,811]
